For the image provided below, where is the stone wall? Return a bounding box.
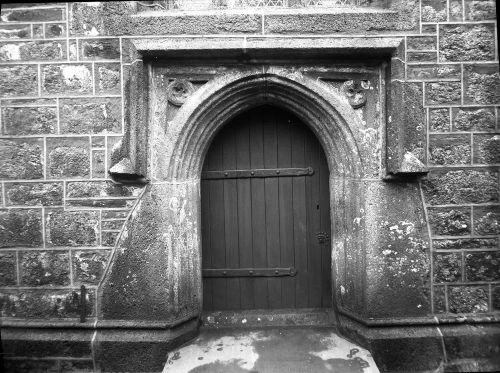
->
[0,1,499,372]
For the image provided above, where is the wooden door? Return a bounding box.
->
[201,105,331,311]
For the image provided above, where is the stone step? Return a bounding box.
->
[201,308,337,329]
[164,327,379,373]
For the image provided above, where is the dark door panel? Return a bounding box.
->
[201,105,331,311]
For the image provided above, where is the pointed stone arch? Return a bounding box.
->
[160,69,365,181]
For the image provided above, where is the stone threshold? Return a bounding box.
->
[201,308,337,329]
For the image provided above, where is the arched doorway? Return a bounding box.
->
[201,105,332,311]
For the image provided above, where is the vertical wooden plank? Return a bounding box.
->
[235,114,254,310]
[208,134,227,310]
[263,112,282,308]
[222,124,241,310]
[305,131,322,308]
[277,113,295,308]
[201,178,213,310]
[201,139,216,311]
[250,107,269,309]
[319,140,333,308]
[291,118,308,308]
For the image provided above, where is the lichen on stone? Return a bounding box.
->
[0,139,43,179]
[48,146,89,178]
[475,211,500,235]
[434,253,462,283]
[430,143,471,165]
[422,170,498,204]
[46,210,98,246]
[448,286,488,313]
[430,108,450,132]
[454,108,495,131]
[20,251,70,286]
[429,208,470,236]
[465,70,500,105]
[440,24,495,62]
[477,135,500,164]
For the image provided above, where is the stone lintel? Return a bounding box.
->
[132,36,403,59]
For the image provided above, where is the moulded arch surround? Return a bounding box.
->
[157,68,366,181]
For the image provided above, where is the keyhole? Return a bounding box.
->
[316,204,320,210]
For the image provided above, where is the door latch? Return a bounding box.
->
[316,232,330,244]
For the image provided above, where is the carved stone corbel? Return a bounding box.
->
[167,78,195,106]
[341,79,368,109]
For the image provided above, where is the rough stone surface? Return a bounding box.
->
[439,24,496,61]
[45,23,66,38]
[263,10,418,34]
[69,2,107,36]
[407,51,437,63]
[428,207,471,236]
[92,150,106,178]
[0,41,66,62]
[448,286,489,313]
[473,206,500,235]
[101,231,119,247]
[360,181,431,318]
[20,250,70,286]
[3,359,60,373]
[0,252,17,286]
[407,36,437,50]
[449,0,463,21]
[434,285,446,312]
[100,182,202,322]
[0,65,38,97]
[452,107,496,131]
[0,289,94,318]
[72,249,111,285]
[5,182,63,206]
[95,63,121,94]
[429,134,471,165]
[45,209,99,247]
[0,138,44,179]
[493,287,500,311]
[1,8,64,22]
[465,251,500,281]
[433,238,498,250]
[422,169,498,205]
[32,24,43,39]
[473,134,500,164]
[433,253,462,283]
[387,81,427,173]
[116,13,263,35]
[425,82,461,105]
[59,98,122,134]
[66,181,138,198]
[464,0,497,20]
[421,0,447,22]
[1,106,57,135]
[80,38,120,60]
[41,64,93,95]
[47,137,90,178]
[0,208,42,248]
[0,24,31,39]
[429,108,450,132]
[407,64,460,81]
[66,198,134,209]
[464,64,500,105]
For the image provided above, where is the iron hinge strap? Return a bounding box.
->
[201,167,313,180]
[202,267,297,278]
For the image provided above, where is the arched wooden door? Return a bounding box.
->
[201,105,331,311]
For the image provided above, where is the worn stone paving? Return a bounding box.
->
[164,327,379,373]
